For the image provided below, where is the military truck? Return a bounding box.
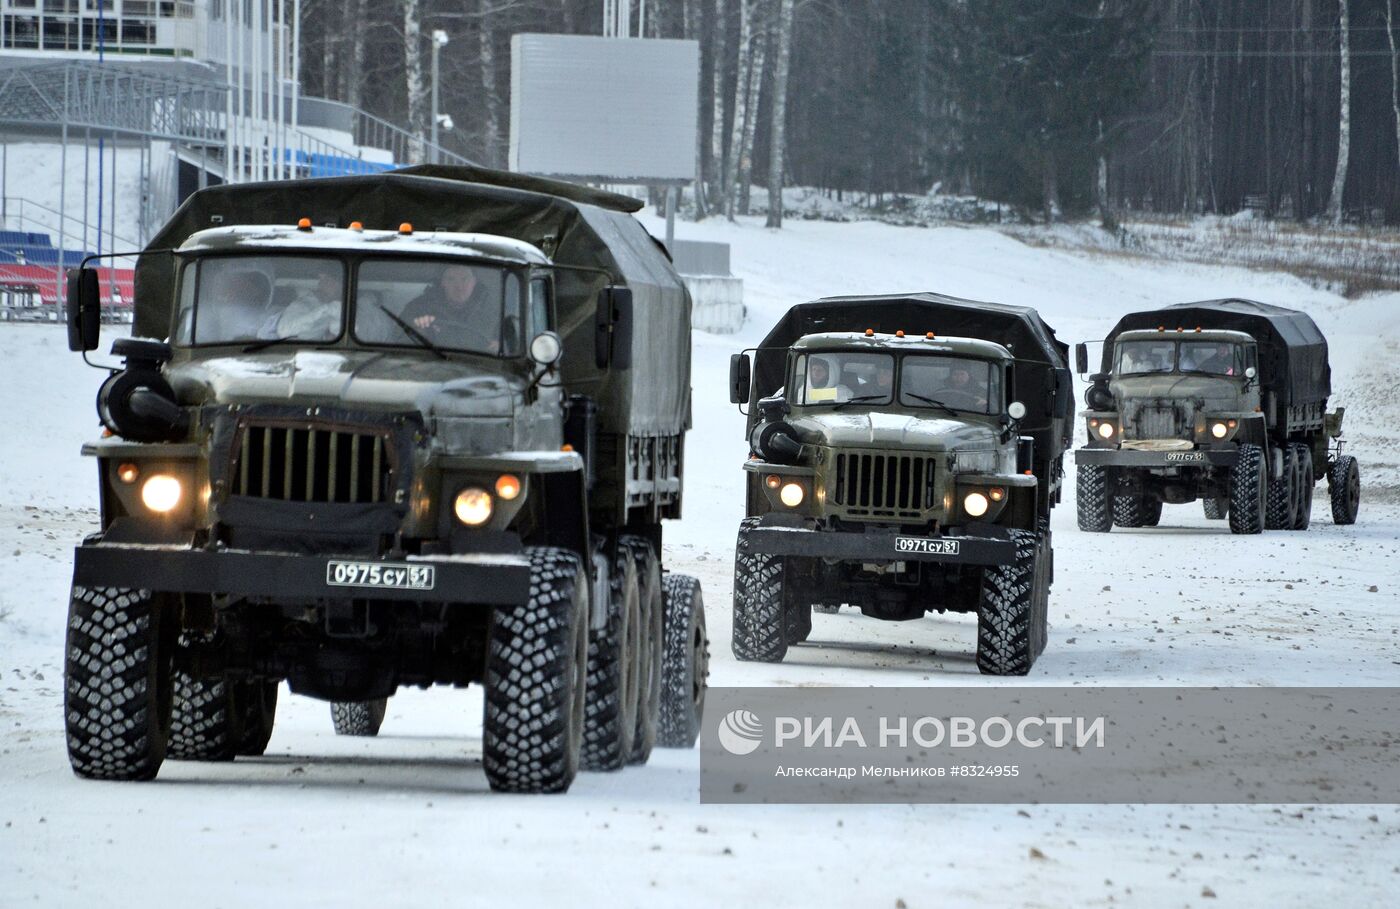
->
[61,166,709,793]
[727,294,1074,675]
[1074,299,1358,535]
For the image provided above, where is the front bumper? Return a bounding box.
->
[72,539,531,605]
[742,519,1017,567]
[1074,447,1238,468]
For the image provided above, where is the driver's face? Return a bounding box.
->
[809,361,830,385]
[951,368,971,386]
[441,266,477,305]
[877,368,893,388]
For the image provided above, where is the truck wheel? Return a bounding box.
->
[1076,464,1113,532]
[976,530,1046,676]
[621,536,663,766]
[238,681,278,756]
[581,545,641,772]
[785,601,813,645]
[1265,446,1298,530]
[483,547,588,793]
[64,586,174,781]
[733,518,788,662]
[1112,495,1154,528]
[1289,442,1314,531]
[658,573,708,748]
[1328,455,1360,525]
[168,671,244,761]
[1228,444,1267,534]
[1202,497,1228,520]
[330,699,387,737]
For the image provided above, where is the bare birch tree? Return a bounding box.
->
[708,0,729,215]
[723,0,755,219]
[403,0,428,163]
[765,0,794,228]
[736,0,768,215]
[1324,0,1350,225]
[479,0,502,167]
[1388,0,1400,173]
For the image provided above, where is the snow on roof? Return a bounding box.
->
[792,330,1012,360]
[177,225,551,266]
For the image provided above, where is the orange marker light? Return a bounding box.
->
[865,328,874,337]
[349,221,364,231]
[896,330,905,338]
[297,217,312,230]
[116,463,139,484]
[398,222,413,235]
[765,474,782,489]
[495,474,522,501]
[1023,470,1034,476]
[560,443,574,452]
[988,487,1006,502]
[925,332,935,339]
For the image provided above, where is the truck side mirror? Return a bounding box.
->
[729,353,752,404]
[594,286,633,370]
[1074,342,1088,375]
[66,267,101,352]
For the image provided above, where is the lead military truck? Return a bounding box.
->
[61,166,708,792]
[1074,299,1359,534]
[727,294,1074,675]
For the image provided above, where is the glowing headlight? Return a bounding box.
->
[779,482,805,507]
[963,491,989,517]
[1097,421,1116,440]
[1210,421,1228,439]
[141,474,182,513]
[454,487,493,525]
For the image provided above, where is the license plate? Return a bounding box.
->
[326,560,436,591]
[1165,452,1206,462]
[894,537,961,556]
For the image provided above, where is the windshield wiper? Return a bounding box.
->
[378,304,448,360]
[240,337,290,354]
[831,394,889,408]
[902,392,963,417]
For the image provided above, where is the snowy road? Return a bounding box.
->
[3,217,1398,907]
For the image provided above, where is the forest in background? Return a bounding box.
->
[297,0,1400,227]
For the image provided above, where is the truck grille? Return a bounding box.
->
[831,453,935,515]
[1129,406,1180,440]
[232,423,395,503]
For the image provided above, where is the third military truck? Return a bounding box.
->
[1074,299,1359,534]
[61,166,708,793]
[727,294,1074,675]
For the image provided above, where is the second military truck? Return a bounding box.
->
[1074,299,1359,534]
[62,166,708,793]
[728,294,1074,675]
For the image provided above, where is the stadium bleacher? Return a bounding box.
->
[0,228,134,310]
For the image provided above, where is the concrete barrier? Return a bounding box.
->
[684,274,744,334]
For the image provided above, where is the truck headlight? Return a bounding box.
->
[141,474,183,513]
[779,482,805,508]
[454,487,493,525]
[963,491,989,517]
[1096,420,1116,440]
[1210,421,1228,439]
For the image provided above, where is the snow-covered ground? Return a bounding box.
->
[3,215,1398,907]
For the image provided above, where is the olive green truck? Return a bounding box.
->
[727,294,1075,675]
[61,166,708,793]
[1074,299,1359,534]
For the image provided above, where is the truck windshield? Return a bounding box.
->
[173,255,520,356]
[174,255,345,345]
[353,259,517,356]
[901,355,1001,414]
[1117,339,1242,376]
[793,352,893,404]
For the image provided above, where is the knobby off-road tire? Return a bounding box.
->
[64,586,174,781]
[1202,497,1228,520]
[238,681,278,756]
[1228,444,1267,535]
[483,547,588,793]
[976,530,1047,676]
[1266,445,1298,530]
[621,536,663,766]
[330,699,387,737]
[1289,442,1314,531]
[657,573,708,748]
[1076,464,1113,533]
[784,601,813,645]
[1113,495,1160,528]
[732,518,787,662]
[1141,497,1163,526]
[581,545,642,772]
[1328,454,1360,525]
[169,671,240,761]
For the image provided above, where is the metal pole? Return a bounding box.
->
[430,40,440,165]
[58,68,68,305]
[83,128,89,252]
[665,185,676,252]
[292,0,301,171]
[109,137,116,258]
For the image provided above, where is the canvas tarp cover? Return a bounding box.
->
[1104,299,1330,412]
[752,293,1073,458]
[133,170,689,437]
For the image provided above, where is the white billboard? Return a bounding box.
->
[509,34,699,183]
